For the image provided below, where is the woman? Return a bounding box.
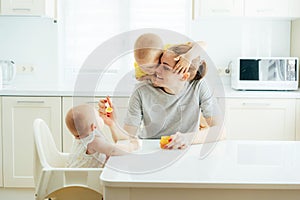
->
[99,44,224,149]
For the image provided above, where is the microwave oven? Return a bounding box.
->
[231,57,299,91]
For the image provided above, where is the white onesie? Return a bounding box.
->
[66,130,108,168]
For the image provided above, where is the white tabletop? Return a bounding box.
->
[101,140,300,189]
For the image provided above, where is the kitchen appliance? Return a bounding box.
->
[231,57,299,90]
[0,60,16,86]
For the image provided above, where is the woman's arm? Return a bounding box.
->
[98,97,140,142]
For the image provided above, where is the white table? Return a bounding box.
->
[100,140,300,200]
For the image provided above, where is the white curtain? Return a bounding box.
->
[58,0,189,83]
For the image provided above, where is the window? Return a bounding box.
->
[58,0,190,84]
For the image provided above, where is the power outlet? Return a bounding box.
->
[17,65,35,73]
[217,68,224,75]
[217,67,231,76]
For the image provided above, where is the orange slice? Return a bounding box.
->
[105,107,113,113]
[160,136,171,148]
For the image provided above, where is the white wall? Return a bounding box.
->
[190,18,291,71]
[0,17,58,87]
[0,17,292,88]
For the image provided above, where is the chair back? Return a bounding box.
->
[33,118,103,200]
[33,118,66,168]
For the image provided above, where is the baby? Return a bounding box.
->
[134,33,206,80]
[65,104,139,168]
[134,33,163,80]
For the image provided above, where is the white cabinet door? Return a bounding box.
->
[62,97,129,153]
[225,98,295,140]
[1,0,42,15]
[194,0,243,17]
[296,99,300,140]
[0,97,2,187]
[2,96,61,188]
[0,0,56,17]
[289,0,300,18]
[244,0,289,17]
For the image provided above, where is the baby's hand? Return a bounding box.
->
[173,55,191,74]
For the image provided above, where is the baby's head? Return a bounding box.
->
[65,104,104,139]
[134,33,163,75]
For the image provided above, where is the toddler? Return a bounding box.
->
[134,33,206,80]
[65,104,139,168]
[134,33,163,80]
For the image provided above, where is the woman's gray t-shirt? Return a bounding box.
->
[124,79,217,139]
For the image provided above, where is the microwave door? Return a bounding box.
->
[240,59,259,80]
[277,60,285,81]
[259,60,272,81]
[260,59,285,81]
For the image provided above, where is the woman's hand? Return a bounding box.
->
[164,132,192,150]
[98,96,115,127]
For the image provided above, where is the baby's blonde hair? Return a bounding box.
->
[65,104,97,137]
[134,33,163,63]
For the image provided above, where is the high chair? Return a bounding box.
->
[33,118,103,200]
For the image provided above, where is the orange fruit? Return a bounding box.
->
[105,107,113,113]
[160,136,171,148]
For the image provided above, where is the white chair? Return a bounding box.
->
[33,118,103,200]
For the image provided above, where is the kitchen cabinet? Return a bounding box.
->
[244,0,289,18]
[62,96,129,153]
[289,0,300,18]
[2,96,61,188]
[0,0,56,18]
[225,98,296,140]
[296,99,300,140]
[193,0,243,17]
[193,0,298,19]
[0,97,2,187]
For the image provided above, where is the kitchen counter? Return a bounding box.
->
[0,85,130,97]
[101,140,300,200]
[223,86,300,99]
[0,83,300,98]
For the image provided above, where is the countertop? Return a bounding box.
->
[0,83,300,98]
[0,84,129,97]
[101,140,300,189]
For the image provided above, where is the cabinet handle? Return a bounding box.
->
[211,9,230,13]
[256,9,273,13]
[242,102,270,107]
[17,100,45,104]
[12,8,31,11]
